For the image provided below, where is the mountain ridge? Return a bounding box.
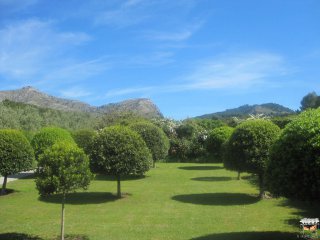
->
[197,103,295,119]
[0,86,163,118]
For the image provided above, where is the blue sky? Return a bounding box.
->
[0,0,319,119]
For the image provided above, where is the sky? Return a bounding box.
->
[0,0,319,119]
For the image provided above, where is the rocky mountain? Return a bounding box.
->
[98,98,163,118]
[197,103,295,119]
[0,86,163,118]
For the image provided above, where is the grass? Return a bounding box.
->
[0,163,319,240]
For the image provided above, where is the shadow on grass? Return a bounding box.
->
[52,234,90,240]
[39,192,118,205]
[191,176,233,182]
[0,233,90,240]
[0,233,43,240]
[0,188,18,197]
[279,198,320,227]
[172,193,259,206]
[94,174,148,181]
[190,231,299,240]
[178,166,223,171]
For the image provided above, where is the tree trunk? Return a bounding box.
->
[237,171,241,180]
[61,192,66,240]
[117,175,121,198]
[152,160,155,168]
[258,174,265,199]
[1,175,8,195]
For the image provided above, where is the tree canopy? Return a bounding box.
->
[90,125,152,197]
[31,127,75,160]
[130,122,169,167]
[206,126,234,161]
[300,91,320,110]
[224,120,280,198]
[266,109,320,201]
[0,129,34,194]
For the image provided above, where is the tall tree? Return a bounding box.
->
[0,129,34,195]
[36,141,93,240]
[90,126,152,197]
[300,91,320,110]
[224,120,280,198]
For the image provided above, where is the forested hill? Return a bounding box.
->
[0,86,163,118]
[197,103,295,119]
[0,100,97,132]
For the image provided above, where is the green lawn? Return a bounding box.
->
[0,163,318,240]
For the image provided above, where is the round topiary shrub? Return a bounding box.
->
[72,129,97,155]
[206,126,234,162]
[90,125,152,197]
[266,109,320,201]
[31,127,74,160]
[224,120,280,198]
[0,129,35,194]
[36,141,92,196]
[129,122,169,167]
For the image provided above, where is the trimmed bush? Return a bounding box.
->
[0,129,34,194]
[72,129,97,155]
[266,109,320,201]
[31,127,74,160]
[36,141,93,239]
[206,126,234,161]
[90,126,152,197]
[224,120,280,198]
[130,122,169,167]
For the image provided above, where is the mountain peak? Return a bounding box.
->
[0,87,163,118]
[21,86,38,91]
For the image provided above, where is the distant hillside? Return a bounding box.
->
[198,103,295,119]
[0,86,163,118]
[0,100,97,132]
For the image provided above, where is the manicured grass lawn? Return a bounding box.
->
[0,163,319,240]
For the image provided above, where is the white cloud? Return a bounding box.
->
[102,52,288,98]
[0,18,112,91]
[41,57,112,84]
[95,0,149,27]
[105,86,154,98]
[183,52,286,90]
[60,87,92,98]
[0,19,91,80]
[0,0,38,14]
[144,22,204,42]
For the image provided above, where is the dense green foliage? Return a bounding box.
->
[0,100,97,132]
[168,120,208,162]
[31,127,75,160]
[193,118,225,131]
[95,111,147,129]
[267,109,320,201]
[0,129,34,194]
[72,129,97,155]
[129,122,169,167]
[271,115,297,129]
[206,126,234,161]
[300,91,320,110]
[224,120,280,197]
[36,141,92,196]
[90,126,152,197]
